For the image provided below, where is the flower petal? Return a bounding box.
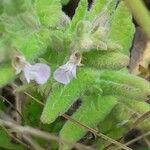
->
[53,62,77,85]
[71,66,76,78]
[23,64,33,83]
[54,67,73,85]
[23,63,51,84]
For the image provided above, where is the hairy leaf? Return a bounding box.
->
[88,0,117,21]
[35,0,61,27]
[100,71,150,96]
[14,28,50,61]
[3,0,30,16]
[83,51,129,70]
[59,95,117,150]
[108,1,135,54]
[70,0,88,31]
[99,80,148,101]
[41,68,98,124]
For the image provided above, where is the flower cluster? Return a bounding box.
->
[12,51,82,85]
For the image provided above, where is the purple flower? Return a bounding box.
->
[54,51,81,85]
[23,63,51,84]
[54,62,76,85]
[12,54,50,84]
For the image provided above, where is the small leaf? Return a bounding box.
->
[41,68,98,124]
[89,0,117,23]
[100,70,150,96]
[99,80,148,101]
[59,95,117,149]
[88,0,106,20]
[83,51,129,70]
[107,1,135,54]
[14,28,50,61]
[70,0,88,31]
[35,0,61,27]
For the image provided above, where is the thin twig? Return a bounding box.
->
[23,91,132,150]
[24,92,44,106]
[0,110,47,150]
[144,138,150,148]
[133,110,150,128]
[23,135,46,150]
[116,131,150,150]
[0,95,23,120]
[0,118,94,150]
[0,125,29,149]
[14,92,23,124]
[103,110,150,150]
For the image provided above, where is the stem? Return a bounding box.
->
[24,91,132,150]
[23,135,45,150]
[0,118,93,150]
[124,0,150,39]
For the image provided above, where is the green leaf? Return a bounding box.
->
[107,1,135,54]
[100,71,150,96]
[0,63,15,88]
[59,95,117,150]
[99,80,148,101]
[121,99,150,115]
[3,0,31,16]
[88,0,105,20]
[82,51,129,70]
[2,11,40,35]
[112,101,150,131]
[70,0,88,31]
[35,0,62,27]
[88,0,117,21]
[14,28,50,61]
[41,68,98,124]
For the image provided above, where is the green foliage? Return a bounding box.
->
[100,71,150,97]
[59,95,117,149]
[3,0,29,16]
[0,0,149,149]
[41,68,98,124]
[14,28,51,61]
[0,63,15,88]
[35,0,61,27]
[88,0,106,19]
[99,80,147,101]
[83,51,129,70]
[108,1,135,54]
[70,0,88,31]
[123,100,150,114]
[88,0,117,21]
